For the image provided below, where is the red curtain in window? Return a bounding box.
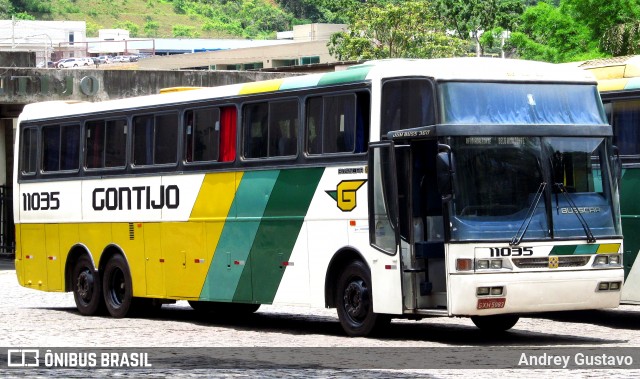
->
[220,106,237,162]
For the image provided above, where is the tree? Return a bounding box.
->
[507,1,602,62]
[561,0,640,56]
[143,21,160,38]
[0,0,12,19]
[434,0,525,56]
[327,0,467,61]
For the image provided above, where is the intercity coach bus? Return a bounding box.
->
[14,58,624,336]
[580,55,640,304]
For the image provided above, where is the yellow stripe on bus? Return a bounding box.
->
[189,172,241,221]
[597,79,629,92]
[239,79,284,95]
[596,243,621,254]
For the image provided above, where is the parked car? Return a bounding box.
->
[57,57,93,68]
[96,55,112,64]
[112,55,128,63]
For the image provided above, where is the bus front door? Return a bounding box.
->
[368,140,447,314]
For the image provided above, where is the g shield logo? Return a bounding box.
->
[326,180,366,212]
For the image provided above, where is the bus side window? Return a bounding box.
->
[43,124,80,172]
[611,99,640,158]
[86,120,104,169]
[381,79,434,139]
[21,128,38,175]
[133,113,178,165]
[243,102,268,159]
[306,97,323,155]
[154,113,178,164]
[86,119,126,169]
[104,119,127,168]
[306,92,368,155]
[185,107,221,163]
[355,92,370,153]
[269,99,298,157]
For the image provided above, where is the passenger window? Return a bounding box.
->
[306,92,369,155]
[86,119,127,169]
[185,107,220,163]
[243,103,268,158]
[610,99,640,157]
[20,128,38,174]
[133,112,178,165]
[243,100,299,159]
[269,100,298,157]
[42,124,80,172]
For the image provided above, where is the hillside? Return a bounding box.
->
[28,0,319,39]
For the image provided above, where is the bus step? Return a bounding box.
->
[420,281,433,295]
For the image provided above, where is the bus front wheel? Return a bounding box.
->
[335,260,389,337]
[72,255,104,315]
[102,254,133,318]
[471,314,519,332]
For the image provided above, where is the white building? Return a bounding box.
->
[0,19,87,63]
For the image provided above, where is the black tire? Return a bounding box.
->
[189,300,260,315]
[335,260,389,337]
[71,255,104,315]
[102,254,133,318]
[471,314,519,332]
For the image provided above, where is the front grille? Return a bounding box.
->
[512,256,590,269]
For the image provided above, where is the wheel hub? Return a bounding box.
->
[343,280,369,321]
[77,270,93,302]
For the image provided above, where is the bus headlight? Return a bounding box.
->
[490,260,503,269]
[593,254,622,267]
[608,255,621,265]
[477,260,489,270]
[594,256,608,265]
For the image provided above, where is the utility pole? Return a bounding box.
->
[11,15,15,49]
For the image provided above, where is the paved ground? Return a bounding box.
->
[0,257,639,378]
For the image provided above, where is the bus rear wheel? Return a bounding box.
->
[471,314,519,332]
[335,260,389,337]
[102,254,133,318]
[72,255,103,315]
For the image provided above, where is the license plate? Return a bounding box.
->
[477,298,506,310]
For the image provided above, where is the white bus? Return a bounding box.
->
[14,58,624,336]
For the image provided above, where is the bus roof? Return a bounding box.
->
[19,58,597,123]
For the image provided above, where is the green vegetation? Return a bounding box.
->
[1,0,639,62]
[328,0,467,60]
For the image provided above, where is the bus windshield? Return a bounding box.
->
[449,136,621,242]
[441,82,607,125]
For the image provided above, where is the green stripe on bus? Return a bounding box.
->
[624,77,640,90]
[235,167,325,303]
[574,244,599,254]
[200,170,280,302]
[279,74,323,91]
[550,244,599,255]
[317,66,371,86]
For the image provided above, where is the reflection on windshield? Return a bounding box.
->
[449,137,620,241]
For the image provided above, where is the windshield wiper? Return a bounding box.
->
[510,182,546,246]
[555,183,596,243]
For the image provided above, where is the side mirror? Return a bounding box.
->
[436,151,453,201]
